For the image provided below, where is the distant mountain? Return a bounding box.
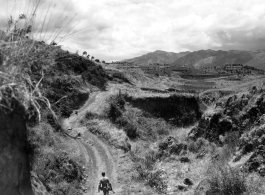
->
[122,50,190,65]
[247,50,265,70]
[122,49,265,70]
[170,49,265,70]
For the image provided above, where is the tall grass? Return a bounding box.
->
[3,0,79,44]
[131,145,168,193]
[0,2,87,195]
[206,163,247,195]
[0,0,79,120]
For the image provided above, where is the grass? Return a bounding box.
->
[130,144,168,194]
[188,137,209,154]
[28,122,85,195]
[245,173,265,195]
[206,163,247,195]
[0,0,93,115]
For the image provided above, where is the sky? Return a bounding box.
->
[1,0,265,61]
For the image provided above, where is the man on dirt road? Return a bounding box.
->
[98,172,114,195]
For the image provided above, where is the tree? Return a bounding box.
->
[95,59,100,63]
[26,25,32,33]
[102,60,106,64]
[83,51,87,56]
[87,54,90,59]
[19,14,26,20]
[50,41,57,46]
[91,56,94,60]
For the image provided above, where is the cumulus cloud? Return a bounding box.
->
[1,0,265,61]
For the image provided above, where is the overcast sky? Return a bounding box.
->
[1,0,265,61]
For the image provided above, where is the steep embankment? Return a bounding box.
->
[191,80,265,173]
[0,100,34,195]
[125,94,201,126]
[0,36,113,194]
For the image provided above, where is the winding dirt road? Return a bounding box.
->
[63,90,118,195]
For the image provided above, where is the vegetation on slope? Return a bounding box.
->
[0,11,109,194]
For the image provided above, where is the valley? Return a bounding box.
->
[58,62,265,195]
[1,19,265,195]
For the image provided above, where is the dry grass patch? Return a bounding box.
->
[206,163,247,195]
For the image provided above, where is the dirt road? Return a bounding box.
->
[63,89,118,195]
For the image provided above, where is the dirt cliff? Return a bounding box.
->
[0,100,34,195]
[126,95,202,126]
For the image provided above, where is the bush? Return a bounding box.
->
[108,103,123,121]
[157,127,169,136]
[158,141,169,151]
[107,94,140,139]
[107,94,126,121]
[142,150,157,170]
[111,72,132,84]
[206,164,247,195]
[188,137,209,153]
[28,122,55,153]
[28,122,83,195]
[34,150,83,195]
[131,148,167,193]
[124,123,139,139]
[85,111,100,120]
[146,170,168,194]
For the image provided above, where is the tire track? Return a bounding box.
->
[63,89,117,195]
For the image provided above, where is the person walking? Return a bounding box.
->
[98,172,114,195]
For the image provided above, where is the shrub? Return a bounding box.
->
[188,137,208,153]
[85,111,100,120]
[131,148,167,193]
[158,141,169,151]
[169,143,187,155]
[218,131,240,162]
[146,170,168,194]
[115,116,129,127]
[142,150,157,170]
[206,163,247,195]
[124,123,139,139]
[157,127,169,136]
[34,150,83,195]
[111,72,132,84]
[28,122,55,153]
[107,94,140,139]
[107,94,126,121]
[108,103,123,121]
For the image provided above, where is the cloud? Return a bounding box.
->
[1,0,265,61]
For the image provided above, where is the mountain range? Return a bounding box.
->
[122,49,265,70]
[122,50,190,65]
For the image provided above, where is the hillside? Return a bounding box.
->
[122,50,190,65]
[170,49,265,70]
[0,35,113,194]
[121,49,265,71]
[2,35,265,195]
[2,11,265,195]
